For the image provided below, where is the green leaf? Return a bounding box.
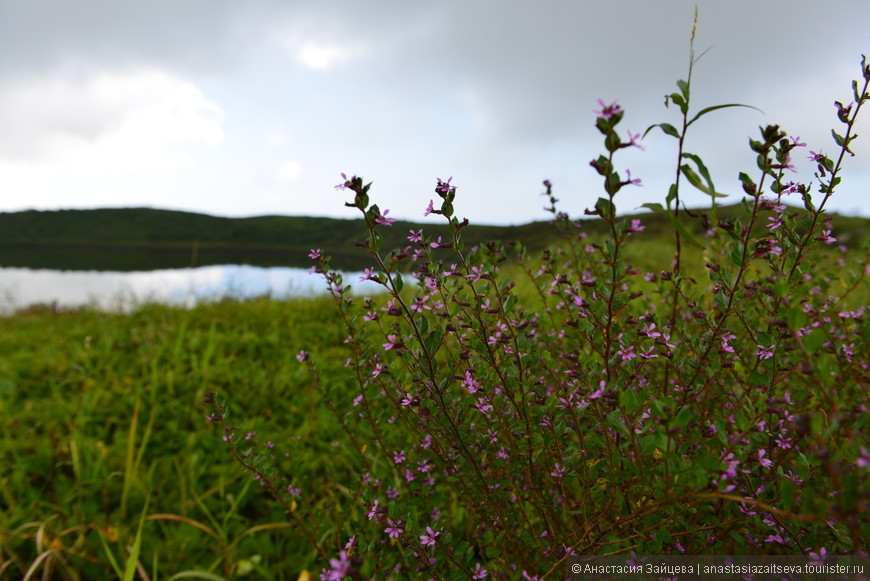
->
[123,497,150,581]
[676,79,690,100]
[686,103,763,128]
[666,184,678,207]
[595,197,615,220]
[681,153,718,193]
[729,243,744,267]
[394,272,403,293]
[618,388,639,413]
[831,129,846,147]
[423,330,443,355]
[643,122,680,139]
[641,202,665,213]
[168,572,230,581]
[606,411,631,437]
[681,164,727,198]
[664,210,705,249]
[668,92,688,114]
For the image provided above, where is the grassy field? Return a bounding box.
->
[0,295,360,579]
[1,213,867,578]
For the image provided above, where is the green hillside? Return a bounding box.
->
[0,205,866,271]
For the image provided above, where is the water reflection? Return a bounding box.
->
[0,265,380,313]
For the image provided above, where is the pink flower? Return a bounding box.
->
[322,550,350,580]
[627,218,645,232]
[384,519,404,538]
[374,209,396,226]
[420,526,440,547]
[593,98,622,120]
[626,130,645,150]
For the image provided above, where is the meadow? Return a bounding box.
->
[2,43,869,581]
[0,218,865,579]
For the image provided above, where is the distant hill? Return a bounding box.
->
[0,205,866,271]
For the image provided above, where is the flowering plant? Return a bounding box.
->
[208,48,869,579]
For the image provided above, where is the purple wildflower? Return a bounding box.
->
[384,519,404,539]
[374,209,396,226]
[420,526,440,548]
[322,550,350,580]
[594,98,622,120]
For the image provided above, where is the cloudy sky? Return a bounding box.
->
[0,1,868,225]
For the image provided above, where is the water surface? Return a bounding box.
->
[0,265,377,313]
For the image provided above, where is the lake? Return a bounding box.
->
[0,265,380,313]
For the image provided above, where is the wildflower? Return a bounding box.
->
[423,199,436,216]
[420,526,440,548]
[374,209,396,227]
[756,345,774,360]
[393,450,406,464]
[359,267,376,282]
[462,370,481,394]
[626,218,645,232]
[407,229,423,243]
[321,550,350,580]
[308,248,321,260]
[625,169,642,186]
[808,150,826,163]
[834,100,853,123]
[334,172,350,191]
[372,363,386,377]
[435,176,455,195]
[758,449,773,468]
[296,350,308,362]
[593,98,622,120]
[815,229,836,244]
[367,499,384,521]
[384,519,404,538]
[551,463,565,478]
[590,380,605,400]
[626,129,645,150]
[467,265,486,282]
[383,334,400,351]
[767,216,783,231]
[472,563,489,579]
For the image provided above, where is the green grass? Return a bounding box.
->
[0,296,358,579]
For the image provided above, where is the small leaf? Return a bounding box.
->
[595,197,615,220]
[641,202,665,212]
[394,272,403,293]
[831,129,846,146]
[666,184,678,206]
[686,103,763,128]
[681,164,728,198]
[669,92,688,114]
[643,123,680,139]
[676,79,690,100]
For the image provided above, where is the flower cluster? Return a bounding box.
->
[209,53,870,578]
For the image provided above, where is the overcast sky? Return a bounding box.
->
[0,1,868,225]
